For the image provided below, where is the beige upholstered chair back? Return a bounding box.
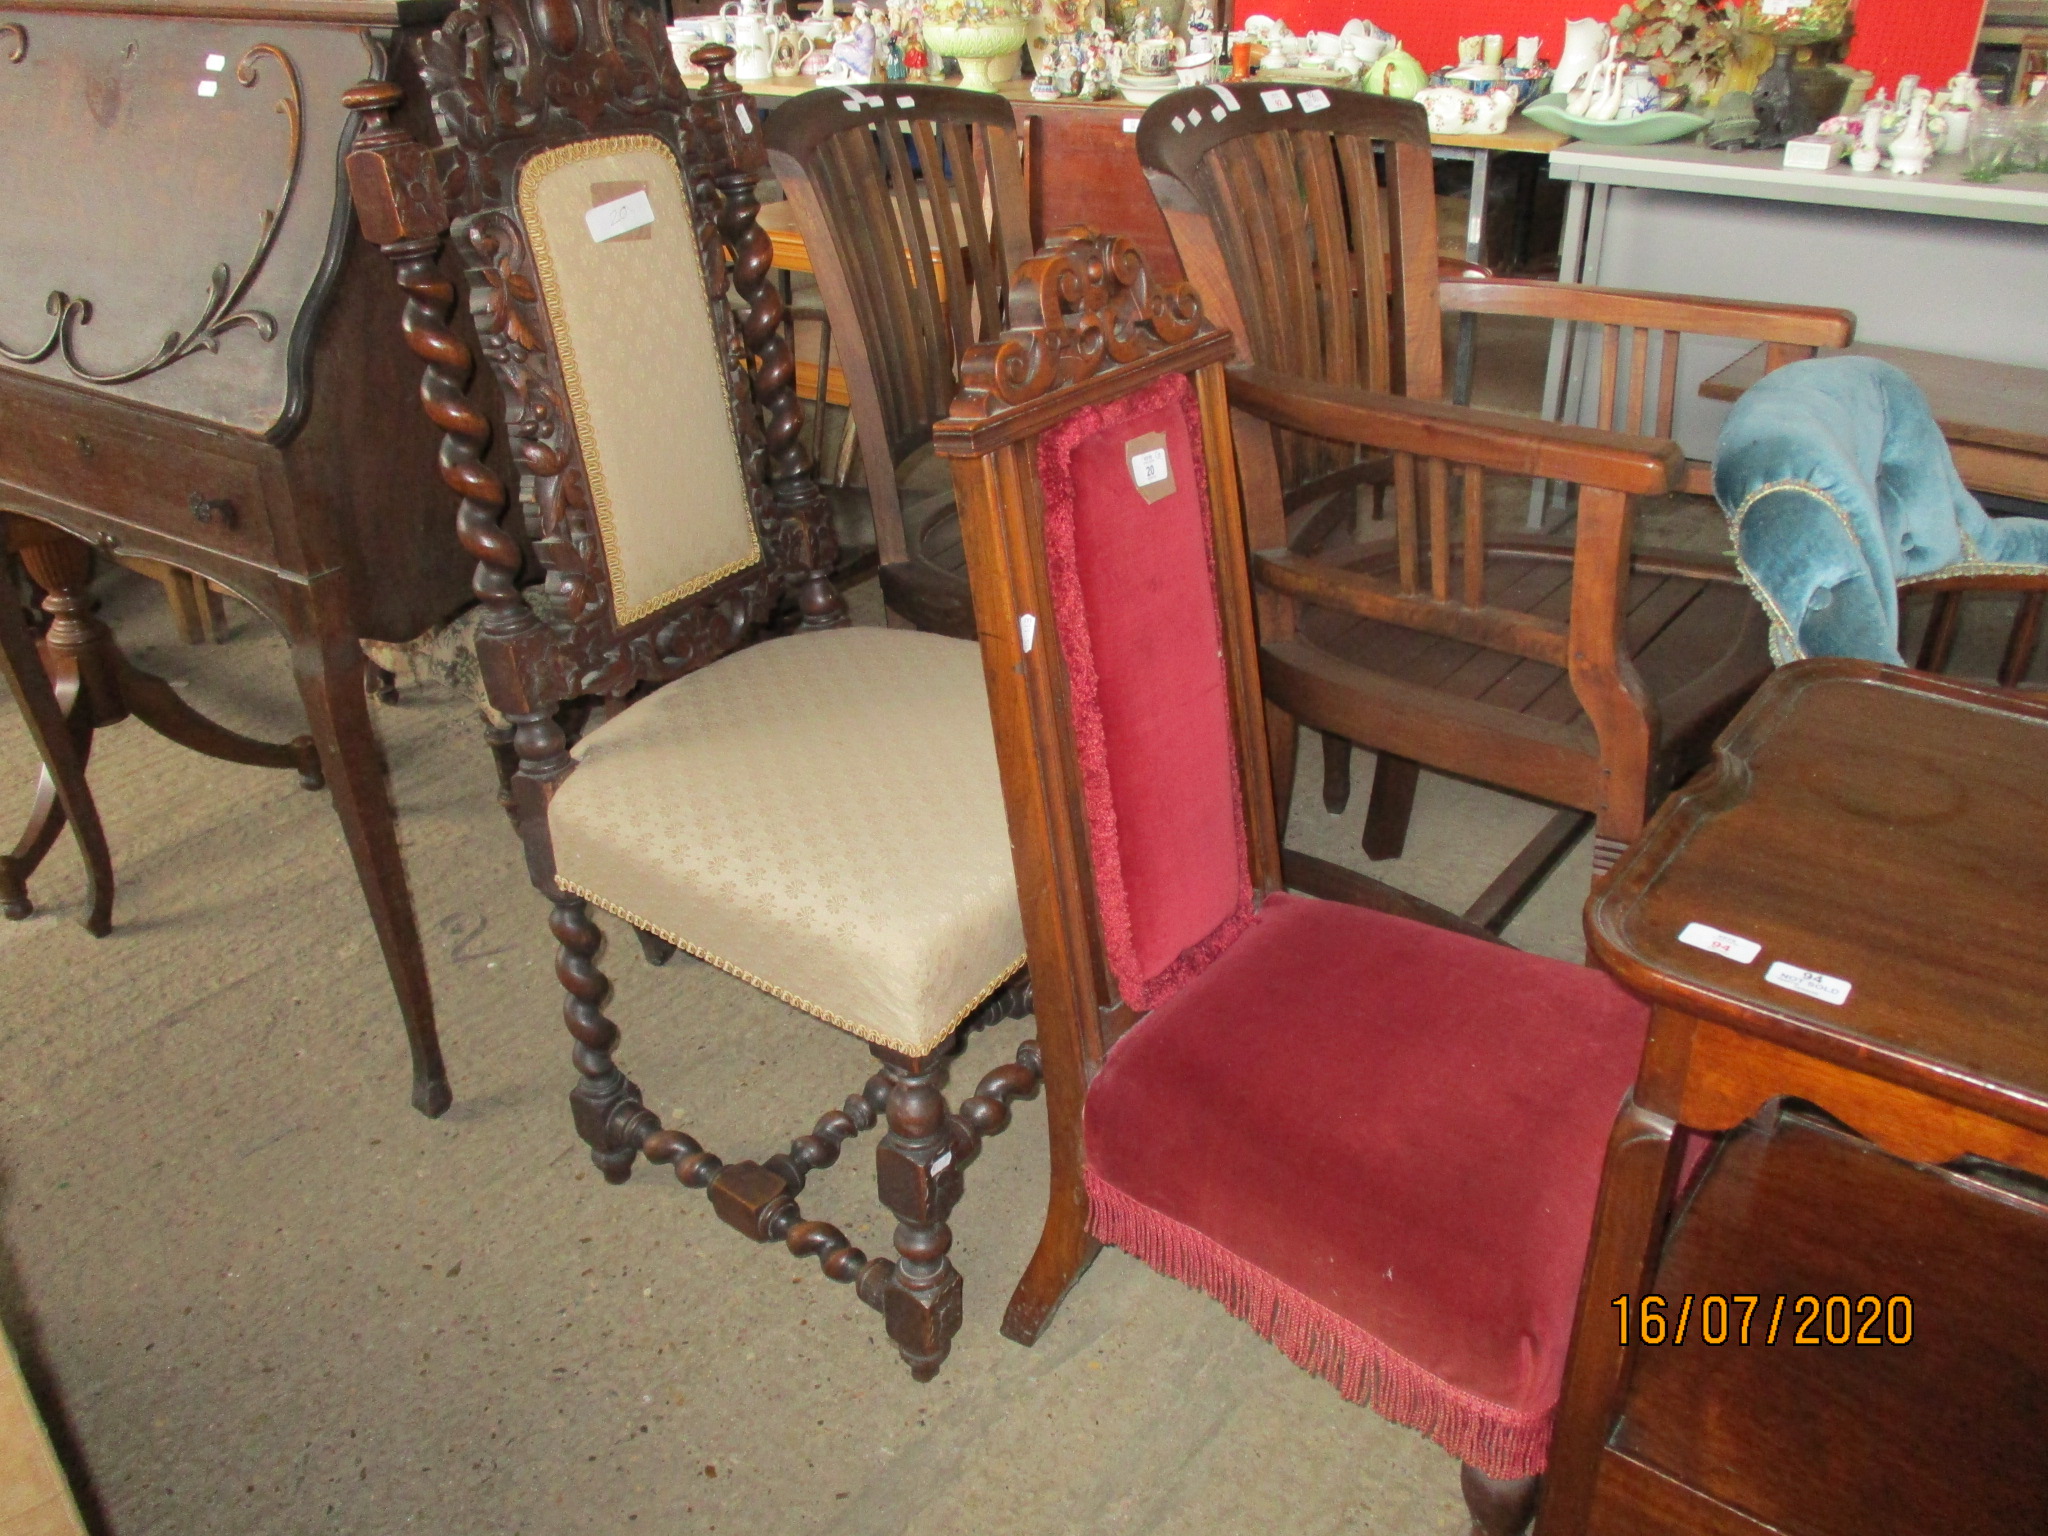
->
[519,134,762,624]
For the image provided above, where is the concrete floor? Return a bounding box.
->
[0,317,1714,1536]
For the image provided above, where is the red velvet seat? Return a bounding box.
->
[1084,890,1647,1479]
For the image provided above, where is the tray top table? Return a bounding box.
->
[1539,658,2048,1534]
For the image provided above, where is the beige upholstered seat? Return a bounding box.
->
[549,626,1025,1055]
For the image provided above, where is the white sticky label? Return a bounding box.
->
[897,94,916,107]
[842,97,865,111]
[204,52,226,71]
[585,189,655,243]
[1207,82,1240,111]
[735,102,753,134]
[1018,612,1037,653]
[837,84,868,111]
[1260,88,1292,112]
[929,1149,954,1176]
[1765,961,1852,1006]
[1299,88,1331,112]
[1678,922,1761,965]
[196,78,219,97]
[861,91,885,106]
[1210,104,1227,121]
[1172,115,1188,133]
[1123,116,1140,132]
[1130,446,1171,488]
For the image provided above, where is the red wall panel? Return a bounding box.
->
[1262,0,1988,91]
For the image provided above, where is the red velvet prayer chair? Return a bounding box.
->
[933,231,1655,1535]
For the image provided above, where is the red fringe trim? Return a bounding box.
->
[1084,1168,1555,1481]
[1034,373,1256,1011]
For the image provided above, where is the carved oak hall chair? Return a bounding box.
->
[764,85,1032,639]
[933,232,1654,1536]
[1135,88,1855,926]
[343,16,1036,1380]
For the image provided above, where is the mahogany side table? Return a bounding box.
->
[1540,658,2048,1536]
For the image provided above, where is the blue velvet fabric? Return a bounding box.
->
[1713,357,2048,665]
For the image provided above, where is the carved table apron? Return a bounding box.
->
[0,1,474,1116]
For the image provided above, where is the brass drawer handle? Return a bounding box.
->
[188,494,237,530]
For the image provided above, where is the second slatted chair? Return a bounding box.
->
[765,86,1032,638]
[1136,88,1853,923]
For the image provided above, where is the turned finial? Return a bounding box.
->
[693,42,737,93]
[341,78,405,129]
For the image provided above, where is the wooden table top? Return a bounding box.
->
[729,77,1570,151]
[1587,659,2048,1134]
[1701,341,2048,458]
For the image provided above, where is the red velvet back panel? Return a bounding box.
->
[1036,372,1254,1009]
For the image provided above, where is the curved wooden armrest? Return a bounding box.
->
[1438,277,1854,348]
[1253,549,1570,666]
[1226,365,1683,497]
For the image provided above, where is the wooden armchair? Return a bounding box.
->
[933,232,1653,1536]
[764,85,1031,638]
[343,18,1035,1380]
[1136,88,1854,921]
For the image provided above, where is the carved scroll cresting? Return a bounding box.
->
[0,41,303,384]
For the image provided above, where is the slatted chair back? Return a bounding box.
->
[345,31,841,801]
[766,86,1032,564]
[1136,86,1445,503]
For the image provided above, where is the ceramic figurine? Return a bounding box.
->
[903,21,929,76]
[1472,83,1517,133]
[1187,0,1214,40]
[884,29,907,78]
[1567,37,1626,121]
[819,3,877,81]
[1887,96,1934,175]
[1849,101,1883,171]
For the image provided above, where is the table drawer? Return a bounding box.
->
[0,392,277,567]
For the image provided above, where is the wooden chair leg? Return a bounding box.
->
[633,926,677,966]
[482,720,519,823]
[1462,1465,1541,1536]
[2000,591,2044,687]
[1361,753,1420,861]
[197,576,229,642]
[871,1044,967,1381]
[1319,730,1353,814]
[553,893,645,1183]
[1914,590,1963,673]
[159,566,208,645]
[1265,701,1300,842]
